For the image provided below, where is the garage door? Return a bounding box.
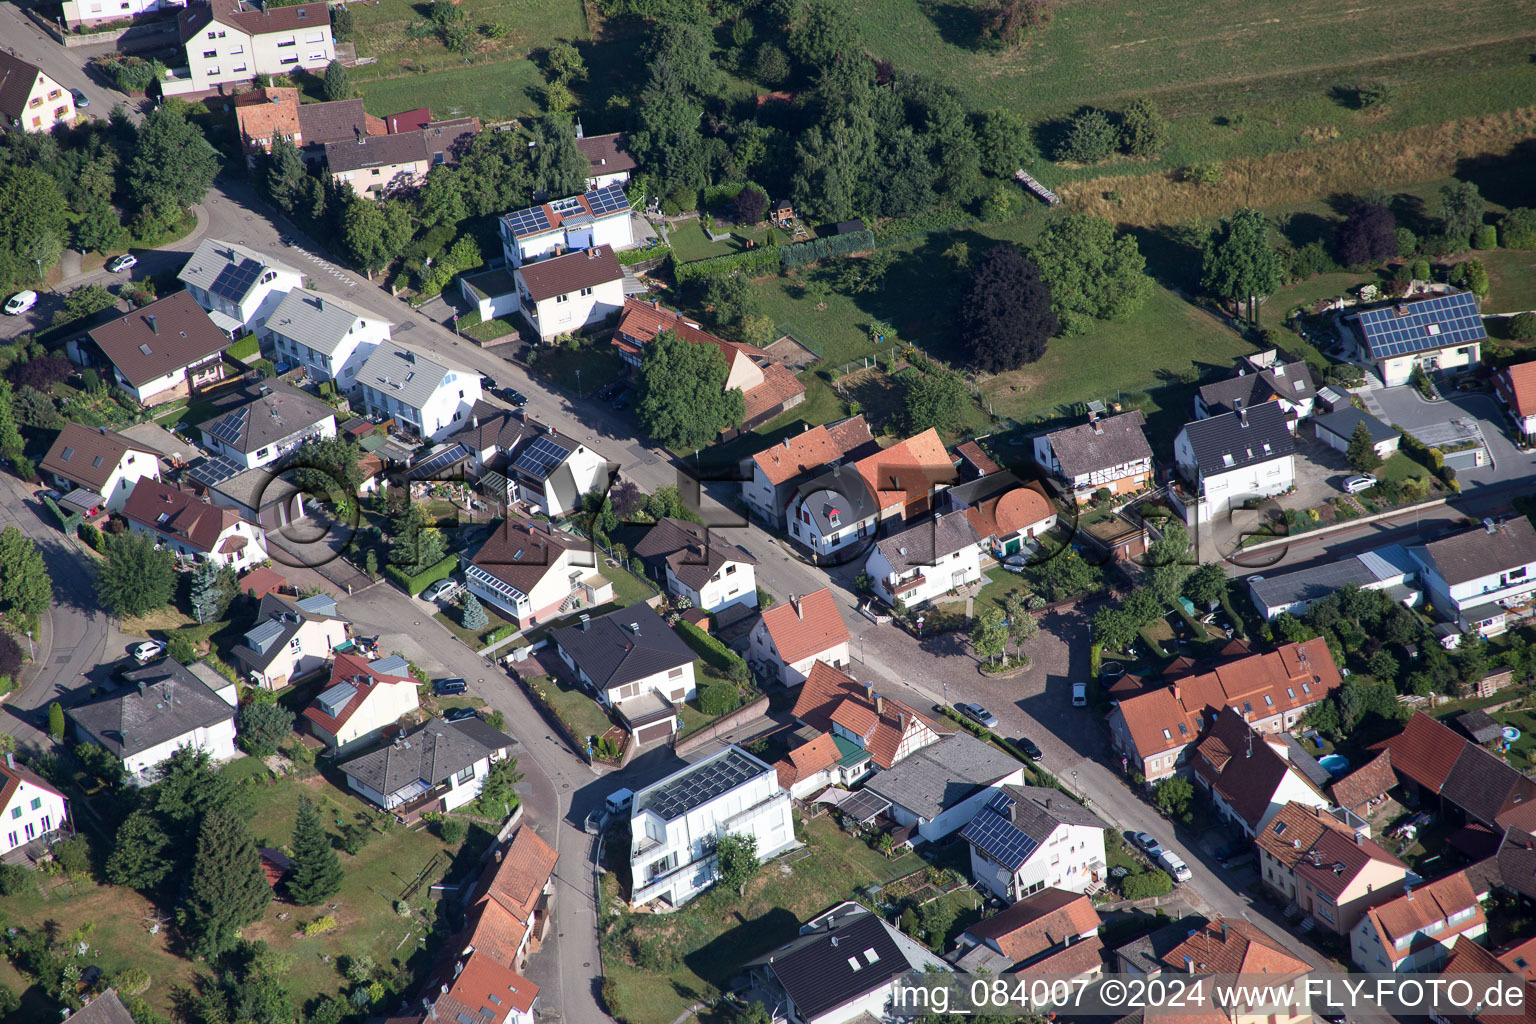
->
[635,722,673,745]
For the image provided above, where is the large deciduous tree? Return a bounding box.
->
[1201,207,1282,322]
[789,0,859,69]
[106,809,174,891]
[98,530,177,619]
[902,368,969,436]
[975,108,1036,179]
[181,809,272,958]
[958,247,1058,372]
[0,165,70,289]
[0,525,52,633]
[629,76,708,200]
[1439,181,1485,248]
[528,116,589,199]
[637,330,744,449]
[1336,203,1398,267]
[1029,214,1151,333]
[127,104,218,231]
[341,198,390,275]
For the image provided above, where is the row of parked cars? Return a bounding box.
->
[1128,830,1193,883]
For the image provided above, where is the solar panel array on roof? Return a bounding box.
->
[513,435,572,479]
[585,183,629,217]
[408,443,470,480]
[206,406,249,446]
[643,749,762,820]
[1357,292,1486,358]
[506,204,553,238]
[187,455,245,487]
[466,563,526,603]
[838,789,891,824]
[209,257,265,303]
[960,792,1039,870]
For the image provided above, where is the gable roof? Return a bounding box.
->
[41,423,158,493]
[60,991,136,1024]
[759,589,850,665]
[1500,361,1536,418]
[1192,707,1324,830]
[1374,711,1467,794]
[759,908,915,1021]
[789,660,940,769]
[473,825,558,924]
[575,131,636,176]
[960,784,1106,871]
[632,517,758,592]
[1179,402,1296,477]
[1362,870,1483,957]
[962,483,1056,543]
[550,605,695,691]
[234,86,301,145]
[1313,407,1397,446]
[865,734,1022,820]
[356,343,464,411]
[1330,748,1397,811]
[0,753,64,814]
[1255,801,1353,871]
[1158,918,1308,976]
[122,479,250,555]
[67,660,234,757]
[1411,517,1536,587]
[424,951,539,1023]
[503,184,632,240]
[748,416,876,487]
[774,732,843,790]
[265,288,388,354]
[468,516,591,602]
[1439,742,1536,829]
[1042,410,1153,479]
[963,888,1100,964]
[452,401,535,457]
[231,591,345,671]
[196,0,329,36]
[853,429,954,512]
[0,50,48,123]
[517,245,622,302]
[873,512,980,574]
[89,291,227,388]
[1354,290,1488,359]
[954,440,1001,478]
[198,380,334,455]
[422,117,480,164]
[178,238,300,302]
[1198,360,1316,415]
[1294,826,1405,901]
[338,719,511,797]
[1247,543,1416,615]
[295,96,378,146]
[301,651,416,736]
[324,129,429,173]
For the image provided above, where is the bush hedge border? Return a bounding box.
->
[385,553,459,596]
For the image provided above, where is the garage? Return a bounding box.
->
[633,720,675,746]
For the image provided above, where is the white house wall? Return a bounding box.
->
[1,778,68,854]
[522,277,625,342]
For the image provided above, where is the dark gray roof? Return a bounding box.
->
[551,604,695,691]
[795,464,877,534]
[632,517,757,591]
[232,592,347,674]
[1313,407,1396,446]
[1198,361,1315,415]
[337,719,511,797]
[758,909,911,1021]
[873,512,980,574]
[1042,411,1152,479]
[324,129,429,173]
[635,746,774,820]
[208,466,302,514]
[1179,401,1295,477]
[1113,915,1209,974]
[197,381,334,455]
[1455,709,1502,744]
[863,733,1021,821]
[1246,544,1415,614]
[1410,517,1536,587]
[177,238,299,302]
[941,470,1022,510]
[1280,734,1334,788]
[1438,743,1534,827]
[66,991,137,1024]
[67,660,234,758]
[960,784,1106,870]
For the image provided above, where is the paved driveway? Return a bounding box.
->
[1372,385,1536,487]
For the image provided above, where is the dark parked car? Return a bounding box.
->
[611,389,632,411]
[1013,737,1044,761]
[443,706,478,722]
[432,677,468,696]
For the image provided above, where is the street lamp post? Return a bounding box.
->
[575,368,582,395]
[26,631,34,659]
[1071,769,1079,799]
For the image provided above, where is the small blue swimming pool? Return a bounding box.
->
[1318,754,1350,776]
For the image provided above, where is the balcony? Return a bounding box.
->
[891,574,926,595]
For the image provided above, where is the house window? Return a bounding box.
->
[30,798,41,811]
[277,38,296,46]
[555,293,569,303]
[48,89,62,100]
[580,286,593,296]
[9,807,19,819]
[203,49,217,57]
[28,96,42,108]
[279,56,298,65]
[725,565,736,575]
[54,106,69,118]
[668,667,683,679]
[456,763,476,784]
[256,447,270,459]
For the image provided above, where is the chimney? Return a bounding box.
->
[3,751,12,770]
[863,681,874,702]
[792,595,803,620]
[1235,397,1248,427]
[1219,920,1228,940]
[1170,684,1179,701]
[317,296,324,311]
[898,711,907,730]
[495,848,503,863]
[1184,954,1195,974]
[629,622,640,635]
[874,694,885,715]
[454,960,465,978]
[1092,419,1102,435]
[147,314,158,334]
[1356,832,1364,846]
[1404,885,1414,900]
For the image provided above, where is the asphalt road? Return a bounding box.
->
[0,4,140,119]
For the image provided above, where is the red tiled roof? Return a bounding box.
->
[429,952,538,1021]
[1444,937,1536,1024]
[471,516,590,602]
[239,566,287,599]
[385,107,431,133]
[1293,827,1405,901]
[955,440,1001,477]
[789,661,942,768]
[758,588,850,664]
[1160,918,1308,976]
[474,826,558,924]
[1027,934,1104,977]
[575,132,636,176]
[965,888,1100,963]
[774,733,840,790]
[1192,708,1325,830]
[1374,711,1467,794]
[1498,936,1536,981]
[1364,870,1483,957]
[234,87,300,150]
[1500,361,1536,418]
[1330,748,1396,811]
[122,479,248,555]
[301,652,414,735]
[854,428,953,513]
[749,416,874,487]
[964,484,1055,542]
[1255,801,1352,870]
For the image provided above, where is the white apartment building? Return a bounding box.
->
[356,342,481,441]
[628,746,797,907]
[169,0,332,96]
[962,785,1109,901]
[1172,402,1297,524]
[1410,517,1536,638]
[0,51,76,133]
[864,512,982,609]
[263,289,391,390]
[500,185,635,267]
[62,0,185,30]
[177,238,302,336]
[1,753,69,855]
[513,246,625,342]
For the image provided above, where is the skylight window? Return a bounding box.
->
[1273,821,1287,835]
[1302,683,1312,695]
[847,957,861,971]
[864,948,880,964]
[60,446,74,461]
[1264,695,1274,707]
[1287,688,1296,699]
[1162,728,1172,740]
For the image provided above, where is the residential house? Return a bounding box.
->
[325,130,429,197]
[1255,801,1409,935]
[950,888,1103,977]
[122,478,267,571]
[1107,637,1343,782]
[864,512,981,608]
[40,423,162,514]
[512,245,625,342]
[632,517,759,613]
[465,517,613,629]
[773,733,874,800]
[1314,407,1401,460]
[412,955,539,1024]
[789,660,942,769]
[627,745,796,907]
[961,784,1108,899]
[499,185,634,267]
[1373,711,1469,803]
[0,51,75,132]
[232,88,383,163]
[748,589,852,687]
[1350,291,1487,388]
[200,463,306,532]
[356,342,481,441]
[177,237,302,336]
[449,401,536,477]
[171,0,333,96]
[1246,543,1418,620]
[740,415,876,524]
[1352,870,1486,972]
[197,380,336,471]
[786,463,879,560]
[230,591,349,690]
[1329,749,1398,817]
[302,651,421,753]
[460,825,559,970]
[1496,360,1536,442]
[613,298,805,430]
[67,659,238,782]
[62,0,186,29]
[88,291,229,405]
[741,901,944,1024]
[866,733,1027,843]
[1,752,69,856]
[551,605,696,743]
[1409,517,1536,638]
[263,289,392,390]
[954,440,1002,480]
[1114,917,1311,1022]
[945,476,1058,559]
[502,421,608,518]
[420,117,480,167]
[787,428,954,558]
[1033,410,1154,506]
[44,991,138,1024]
[1190,708,1331,837]
[576,130,636,188]
[337,717,514,819]
[1172,401,1297,524]
[1196,351,1317,431]
[1434,937,1536,1024]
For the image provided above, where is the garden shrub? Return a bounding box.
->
[302,915,338,936]
[675,620,746,674]
[1121,869,1173,900]
[435,818,467,844]
[697,682,741,717]
[672,245,782,284]
[384,554,458,596]
[778,229,876,269]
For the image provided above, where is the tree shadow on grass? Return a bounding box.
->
[1277,211,1336,248]
[1123,225,1205,293]
[1390,192,1435,238]
[917,0,986,50]
[1455,138,1536,212]
[681,906,801,991]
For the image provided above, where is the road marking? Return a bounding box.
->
[297,248,359,289]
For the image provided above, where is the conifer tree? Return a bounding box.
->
[286,794,343,906]
[461,593,489,631]
[181,809,272,957]
[1346,420,1383,474]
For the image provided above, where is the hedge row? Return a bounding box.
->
[874,206,974,244]
[675,619,746,673]
[779,229,876,269]
[385,553,459,596]
[672,245,782,284]
[617,243,671,266]
[699,182,748,209]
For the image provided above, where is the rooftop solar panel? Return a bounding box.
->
[209,258,265,303]
[642,749,763,820]
[206,406,249,446]
[408,443,470,480]
[187,455,245,487]
[506,205,553,238]
[585,183,630,217]
[1356,292,1486,358]
[958,792,1039,870]
[838,789,891,823]
[513,435,572,479]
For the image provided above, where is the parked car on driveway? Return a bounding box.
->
[1129,831,1162,855]
[1343,474,1377,494]
[131,640,165,662]
[1013,736,1044,761]
[1072,681,1088,706]
[433,677,467,696]
[422,578,460,603]
[4,291,38,316]
[71,89,89,108]
[443,706,478,722]
[956,702,999,729]
[106,254,137,273]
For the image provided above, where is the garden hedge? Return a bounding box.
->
[778,229,876,269]
[617,243,671,266]
[385,553,459,596]
[672,246,782,284]
[675,619,746,673]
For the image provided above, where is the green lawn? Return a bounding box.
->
[605,563,659,607]
[458,310,523,343]
[350,0,586,80]
[433,597,519,649]
[355,57,547,122]
[603,815,922,1024]
[667,221,788,263]
[526,670,613,746]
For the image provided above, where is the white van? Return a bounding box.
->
[1158,849,1193,883]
